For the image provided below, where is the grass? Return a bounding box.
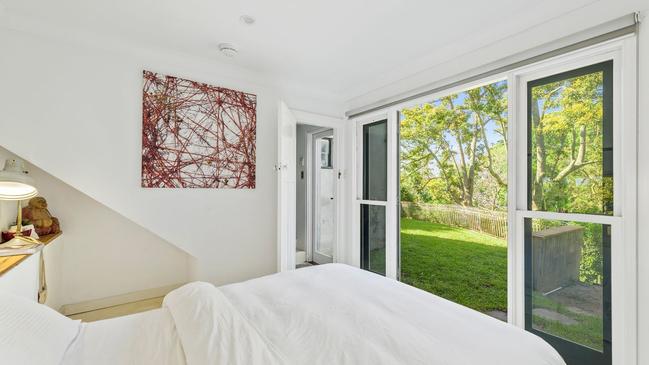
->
[398,218,602,350]
[532,292,604,351]
[400,218,507,312]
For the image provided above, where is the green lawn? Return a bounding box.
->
[400,218,507,312]
[399,218,602,350]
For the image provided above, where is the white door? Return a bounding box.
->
[277,101,297,272]
[312,130,335,264]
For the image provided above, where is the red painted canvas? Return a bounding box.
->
[142,70,257,188]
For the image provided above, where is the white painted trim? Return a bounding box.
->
[305,131,314,262]
[385,110,399,279]
[357,200,388,206]
[59,283,183,315]
[615,36,637,365]
[291,110,346,265]
[506,72,521,325]
[276,101,297,273]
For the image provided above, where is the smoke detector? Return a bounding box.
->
[218,43,238,57]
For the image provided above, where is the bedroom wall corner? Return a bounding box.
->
[0,146,192,309]
[0,26,345,291]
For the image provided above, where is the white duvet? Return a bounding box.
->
[163,263,565,365]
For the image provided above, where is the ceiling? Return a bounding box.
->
[0,0,637,102]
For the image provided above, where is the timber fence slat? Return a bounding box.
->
[400,202,508,238]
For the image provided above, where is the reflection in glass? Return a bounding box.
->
[528,62,613,215]
[361,204,386,275]
[363,121,388,201]
[526,218,610,353]
[320,138,332,168]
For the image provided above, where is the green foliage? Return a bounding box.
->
[400,80,508,209]
[401,73,609,286]
[529,71,610,214]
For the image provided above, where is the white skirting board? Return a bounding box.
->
[59,283,185,316]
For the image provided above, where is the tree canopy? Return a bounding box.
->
[400,72,609,216]
[400,80,507,210]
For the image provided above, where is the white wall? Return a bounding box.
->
[636,9,649,365]
[0,27,344,287]
[0,147,191,308]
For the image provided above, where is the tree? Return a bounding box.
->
[529,72,606,214]
[400,81,507,209]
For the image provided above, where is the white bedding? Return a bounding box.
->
[62,307,186,365]
[163,264,565,365]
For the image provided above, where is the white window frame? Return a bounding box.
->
[351,35,637,364]
[510,36,637,365]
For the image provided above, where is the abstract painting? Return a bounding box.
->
[141,70,257,188]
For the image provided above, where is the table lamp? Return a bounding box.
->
[0,158,39,246]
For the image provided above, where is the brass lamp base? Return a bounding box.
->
[1,234,42,249]
[2,200,43,248]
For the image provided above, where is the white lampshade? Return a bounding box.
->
[0,159,37,200]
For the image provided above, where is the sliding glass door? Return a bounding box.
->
[523,61,613,365]
[359,119,388,275]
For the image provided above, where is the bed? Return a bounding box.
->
[2,263,565,365]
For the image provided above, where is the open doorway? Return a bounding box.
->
[296,125,337,267]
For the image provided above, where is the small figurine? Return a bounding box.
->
[22,197,61,236]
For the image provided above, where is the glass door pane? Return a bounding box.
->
[360,119,388,275]
[525,219,611,362]
[314,134,335,264]
[361,204,386,275]
[525,61,613,365]
[527,62,613,215]
[363,121,388,201]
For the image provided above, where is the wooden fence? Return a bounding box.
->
[400,202,508,238]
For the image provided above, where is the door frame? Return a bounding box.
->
[310,129,336,264]
[277,108,345,271]
[276,101,297,272]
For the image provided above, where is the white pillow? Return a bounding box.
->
[0,290,81,365]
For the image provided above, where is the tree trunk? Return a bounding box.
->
[531,99,546,210]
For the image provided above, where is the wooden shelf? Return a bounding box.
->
[0,232,62,277]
